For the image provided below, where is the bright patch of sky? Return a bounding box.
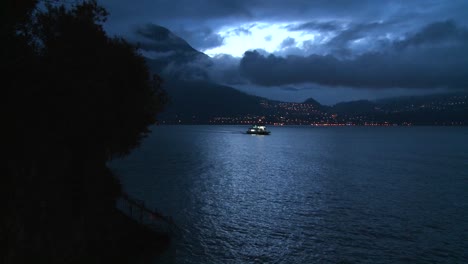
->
[203,23,317,57]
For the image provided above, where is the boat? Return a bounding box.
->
[246,125,271,135]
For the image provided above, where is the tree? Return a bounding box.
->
[2,1,167,262]
[33,1,167,157]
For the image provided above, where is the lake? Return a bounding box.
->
[109,125,468,263]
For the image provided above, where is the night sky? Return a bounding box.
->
[99,0,468,104]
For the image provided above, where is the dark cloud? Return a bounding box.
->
[170,27,225,50]
[396,20,468,49]
[101,0,468,51]
[320,21,399,57]
[229,26,252,36]
[132,23,224,53]
[280,37,296,49]
[280,86,301,91]
[287,21,342,32]
[102,0,252,23]
[131,24,215,81]
[208,54,245,85]
[240,21,468,90]
[283,20,410,57]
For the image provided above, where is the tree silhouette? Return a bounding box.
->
[2,1,167,262]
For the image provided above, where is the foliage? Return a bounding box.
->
[1,0,167,261]
[32,1,167,158]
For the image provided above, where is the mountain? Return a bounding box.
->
[326,93,468,125]
[373,93,468,125]
[160,80,269,123]
[330,100,376,114]
[302,98,323,108]
[138,25,212,81]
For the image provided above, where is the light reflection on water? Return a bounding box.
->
[110,125,468,263]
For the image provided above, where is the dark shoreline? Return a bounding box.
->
[3,208,171,264]
[103,209,171,263]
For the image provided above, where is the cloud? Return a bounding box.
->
[173,27,225,50]
[319,21,399,57]
[395,20,468,49]
[132,24,197,53]
[100,0,468,61]
[207,54,246,84]
[101,0,468,47]
[280,37,296,49]
[229,26,253,36]
[287,21,342,32]
[239,21,468,90]
[280,86,301,91]
[132,24,216,81]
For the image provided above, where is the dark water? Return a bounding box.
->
[110,126,468,263]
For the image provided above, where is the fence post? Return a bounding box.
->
[119,193,176,233]
[140,208,143,224]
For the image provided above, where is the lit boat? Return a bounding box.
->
[246,125,271,135]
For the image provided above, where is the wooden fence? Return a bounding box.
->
[116,192,179,234]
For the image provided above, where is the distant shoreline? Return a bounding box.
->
[157,123,467,127]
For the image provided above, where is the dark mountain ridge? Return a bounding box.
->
[160,80,269,123]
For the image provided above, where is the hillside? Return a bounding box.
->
[160,80,270,123]
[327,93,468,125]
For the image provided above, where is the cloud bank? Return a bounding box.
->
[239,21,468,90]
